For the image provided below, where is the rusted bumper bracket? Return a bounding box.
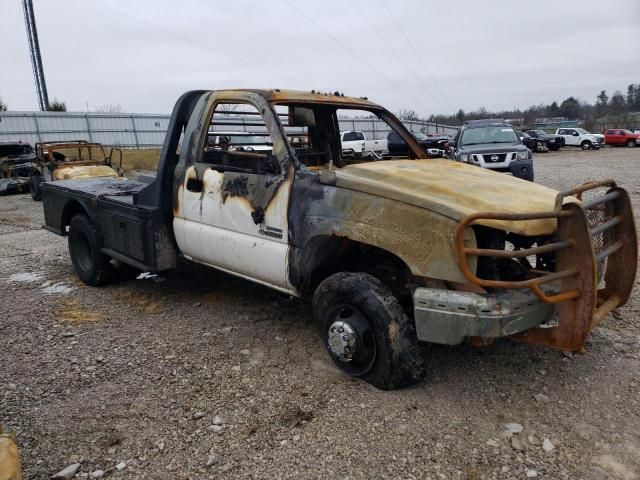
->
[453,179,637,351]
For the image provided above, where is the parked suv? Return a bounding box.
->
[452,120,533,181]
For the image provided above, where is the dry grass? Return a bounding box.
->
[119,148,161,173]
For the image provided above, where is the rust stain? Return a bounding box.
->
[117,291,164,314]
[55,298,104,323]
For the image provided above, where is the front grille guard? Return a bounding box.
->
[454,179,637,351]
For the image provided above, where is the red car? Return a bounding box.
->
[604,129,640,147]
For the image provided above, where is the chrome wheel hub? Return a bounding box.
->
[327,321,357,362]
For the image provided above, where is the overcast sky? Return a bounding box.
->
[1,0,638,116]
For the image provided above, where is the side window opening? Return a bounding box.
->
[201,102,279,175]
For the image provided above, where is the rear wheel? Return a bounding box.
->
[313,272,425,390]
[68,214,115,286]
[627,139,636,148]
[29,175,42,201]
[581,140,592,151]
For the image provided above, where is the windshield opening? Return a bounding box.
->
[460,126,519,146]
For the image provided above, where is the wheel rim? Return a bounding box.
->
[582,142,590,150]
[74,231,93,272]
[325,304,376,377]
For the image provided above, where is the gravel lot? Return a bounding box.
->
[2,147,640,479]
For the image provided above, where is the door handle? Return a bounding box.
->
[186,178,203,192]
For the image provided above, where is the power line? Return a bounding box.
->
[350,0,445,113]
[83,0,310,90]
[281,0,432,114]
[381,0,455,113]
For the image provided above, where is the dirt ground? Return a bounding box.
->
[1,146,640,479]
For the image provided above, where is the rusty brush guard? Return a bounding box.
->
[455,180,637,351]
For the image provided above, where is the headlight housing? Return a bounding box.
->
[517,151,528,160]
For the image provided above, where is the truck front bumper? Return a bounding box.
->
[414,288,555,345]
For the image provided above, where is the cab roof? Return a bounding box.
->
[214,89,379,108]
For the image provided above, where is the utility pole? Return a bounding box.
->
[22,0,49,111]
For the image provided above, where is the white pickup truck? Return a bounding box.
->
[555,127,605,150]
[39,89,637,390]
[340,131,387,158]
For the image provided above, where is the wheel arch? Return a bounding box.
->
[293,234,414,299]
[59,199,94,236]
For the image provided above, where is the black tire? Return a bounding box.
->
[627,139,636,148]
[68,214,115,286]
[581,141,592,151]
[550,145,560,151]
[29,175,42,201]
[313,272,425,390]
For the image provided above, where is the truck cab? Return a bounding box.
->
[40,89,637,390]
[604,129,639,147]
[555,128,604,150]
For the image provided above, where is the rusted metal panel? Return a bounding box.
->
[334,159,565,236]
[0,433,22,480]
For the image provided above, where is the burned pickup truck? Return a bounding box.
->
[29,140,123,201]
[40,90,637,390]
[0,141,35,195]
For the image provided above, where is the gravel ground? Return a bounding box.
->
[1,146,640,479]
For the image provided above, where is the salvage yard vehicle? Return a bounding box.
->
[452,119,534,181]
[555,128,604,150]
[340,130,387,159]
[206,131,273,152]
[28,140,123,201]
[0,141,35,195]
[40,89,637,390]
[604,129,640,147]
[525,129,565,151]
[519,131,549,153]
[386,131,450,158]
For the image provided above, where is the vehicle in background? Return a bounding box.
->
[519,131,549,153]
[207,131,273,152]
[452,119,534,181]
[554,128,604,150]
[29,140,123,201]
[340,131,387,159]
[40,89,637,390]
[604,129,640,147]
[0,141,36,195]
[525,129,565,151]
[386,131,450,158]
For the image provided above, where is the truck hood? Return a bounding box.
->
[333,159,566,236]
[52,165,120,180]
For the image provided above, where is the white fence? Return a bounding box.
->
[0,111,459,148]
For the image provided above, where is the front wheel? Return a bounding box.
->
[581,141,592,151]
[68,214,115,286]
[29,175,42,201]
[627,139,636,148]
[313,272,425,390]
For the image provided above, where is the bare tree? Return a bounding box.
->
[0,97,7,111]
[95,104,123,113]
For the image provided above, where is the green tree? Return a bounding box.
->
[626,84,635,108]
[47,99,67,112]
[596,90,609,107]
[455,109,465,124]
[559,97,580,119]
[547,101,560,117]
[610,91,626,114]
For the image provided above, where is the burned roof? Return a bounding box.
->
[214,89,378,108]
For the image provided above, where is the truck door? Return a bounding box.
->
[173,98,294,293]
